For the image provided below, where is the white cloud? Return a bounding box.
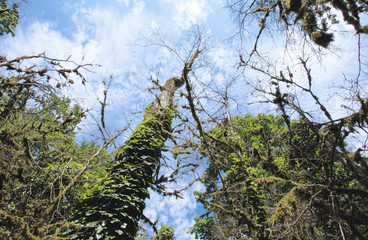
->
[117,0,130,7]
[144,180,204,239]
[2,21,81,59]
[151,20,159,30]
[132,1,145,14]
[1,1,166,137]
[172,0,209,29]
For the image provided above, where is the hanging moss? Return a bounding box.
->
[284,0,302,13]
[311,31,334,48]
[302,11,317,33]
[267,187,297,224]
[359,26,368,34]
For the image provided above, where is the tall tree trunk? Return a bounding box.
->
[68,50,200,240]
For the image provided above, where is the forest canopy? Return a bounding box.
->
[190,113,368,239]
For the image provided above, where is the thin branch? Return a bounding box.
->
[277,190,322,239]
[42,124,128,218]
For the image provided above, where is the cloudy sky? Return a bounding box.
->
[2,0,366,239]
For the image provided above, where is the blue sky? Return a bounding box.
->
[2,0,367,239]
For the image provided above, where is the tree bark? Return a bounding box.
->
[68,50,200,240]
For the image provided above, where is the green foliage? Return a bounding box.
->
[0,93,112,239]
[0,0,19,36]
[189,216,214,240]
[68,106,175,239]
[152,224,176,240]
[192,113,368,239]
[0,51,111,239]
[192,114,286,239]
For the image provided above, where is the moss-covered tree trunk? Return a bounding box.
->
[68,50,200,240]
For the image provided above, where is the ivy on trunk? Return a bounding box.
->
[68,50,200,240]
